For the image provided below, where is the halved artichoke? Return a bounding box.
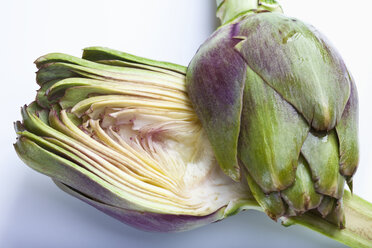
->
[14,47,255,232]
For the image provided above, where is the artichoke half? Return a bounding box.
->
[186,4,358,227]
[14,47,254,232]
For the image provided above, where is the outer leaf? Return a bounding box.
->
[238,66,309,192]
[82,46,187,75]
[36,80,61,108]
[336,74,359,179]
[36,63,80,86]
[14,135,142,211]
[301,130,345,199]
[325,199,345,228]
[317,196,336,218]
[245,172,285,220]
[235,12,350,131]
[186,23,247,181]
[54,180,226,232]
[281,156,323,214]
[36,55,184,88]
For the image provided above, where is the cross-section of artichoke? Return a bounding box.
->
[14,47,254,232]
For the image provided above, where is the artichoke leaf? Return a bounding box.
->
[324,199,346,228]
[336,74,359,180]
[54,180,228,232]
[14,133,145,212]
[36,57,185,89]
[238,66,309,193]
[281,156,323,214]
[301,130,345,199]
[47,78,189,110]
[82,46,187,75]
[317,196,336,218]
[245,172,285,220]
[234,12,350,131]
[186,23,247,181]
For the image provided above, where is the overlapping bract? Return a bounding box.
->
[186,12,359,226]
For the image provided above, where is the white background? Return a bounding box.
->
[1,1,371,247]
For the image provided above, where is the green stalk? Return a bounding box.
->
[217,0,258,25]
[216,0,282,25]
[288,191,372,248]
[239,191,372,247]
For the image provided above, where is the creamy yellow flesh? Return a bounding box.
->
[58,70,249,216]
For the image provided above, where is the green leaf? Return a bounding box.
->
[301,130,345,199]
[324,199,345,228]
[36,63,80,86]
[14,134,139,210]
[336,75,359,179]
[235,12,350,131]
[317,196,336,218]
[82,46,187,74]
[281,156,323,214]
[36,54,184,87]
[93,59,184,78]
[238,66,309,192]
[245,172,285,220]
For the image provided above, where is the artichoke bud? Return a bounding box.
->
[186,11,358,226]
[15,47,254,232]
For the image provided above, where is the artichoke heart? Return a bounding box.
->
[14,47,251,231]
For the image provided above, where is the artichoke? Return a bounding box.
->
[186,0,358,226]
[13,1,372,247]
[14,47,256,232]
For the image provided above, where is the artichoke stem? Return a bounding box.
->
[216,0,258,24]
[216,0,283,25]
[288,191,372,248]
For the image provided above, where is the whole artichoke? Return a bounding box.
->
[186,0,358,226]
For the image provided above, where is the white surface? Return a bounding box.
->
[0,0,371,247]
